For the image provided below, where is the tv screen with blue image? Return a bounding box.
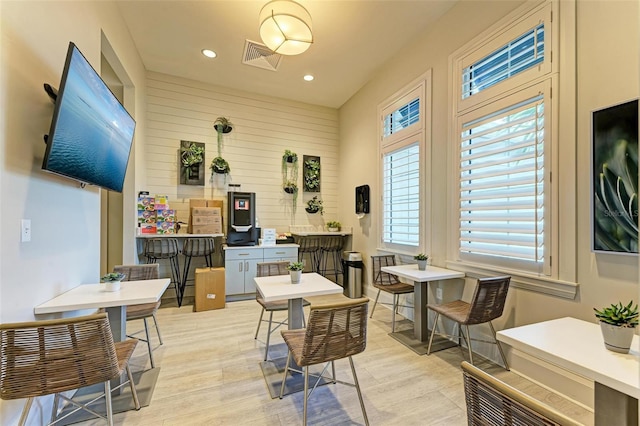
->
[43,42,135,193]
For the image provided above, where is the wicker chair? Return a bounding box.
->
[369,255,414,332]
[0,313,140,426]
[461,361,581,425]
[114,264,162,369]
[317,235,345,282]
[254,261,309,361]
[279,297,370,426]
[180,237,215,306]
[143,238,181,304]
[294,235,321,273]
[427,276,511,369]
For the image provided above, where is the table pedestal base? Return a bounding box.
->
[53,368,160,425]
[595,382,638,426]
[389,329,457,355]
[259,346,331,399]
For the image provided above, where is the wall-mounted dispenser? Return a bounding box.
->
[355,185,370,214]
[227,191,258,246]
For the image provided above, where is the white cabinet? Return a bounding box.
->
[224,245,298,296]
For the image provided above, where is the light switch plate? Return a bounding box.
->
[21,219,31,242]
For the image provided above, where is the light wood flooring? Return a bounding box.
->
[75,299,593,425]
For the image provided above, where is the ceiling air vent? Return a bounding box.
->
[242,40,282,71]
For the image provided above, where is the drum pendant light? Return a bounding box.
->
[259,0,313,55]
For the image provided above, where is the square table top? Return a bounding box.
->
[255,272,342,303]
[34,279,171,314]
[381,264,465,282]
[497,317,640,399]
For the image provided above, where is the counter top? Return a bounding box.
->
[291,232,352,236]
[136,233,224,238]
[224,243,299,250]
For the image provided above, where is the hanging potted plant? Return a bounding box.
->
[283,149,298,164]
[594,300,639,353]
[283,180,298,194]
[305,196,324,214]
[210,156,231,175]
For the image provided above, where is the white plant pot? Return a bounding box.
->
[328,227,339,232]
[290,270,302,284]
[599,322,635,353]
[103,281,121,292]
[417,260,427,271]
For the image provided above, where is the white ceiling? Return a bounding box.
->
[116,1,456,109]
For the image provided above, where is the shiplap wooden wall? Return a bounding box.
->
[143,71,340,233]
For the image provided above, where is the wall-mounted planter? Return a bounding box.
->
[303,155,321,192]
[179,140,205,185]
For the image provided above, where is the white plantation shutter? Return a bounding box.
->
[383,98,420,137]
[461,24,545,99]
[459,94,545,268]
[383,143,420,246]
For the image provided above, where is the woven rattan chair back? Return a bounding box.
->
[461,361,581,426]
[299,297,368,366]
[371,255,401,286]
[465,276,511,325]
[0,313,119,400]
[257,261,290,277]
[114,264,159,281]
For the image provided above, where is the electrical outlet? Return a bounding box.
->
[436,287,443,300]
[21,219,31,243]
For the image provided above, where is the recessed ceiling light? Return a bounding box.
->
[303,75,314,81]
[202,49,217,58]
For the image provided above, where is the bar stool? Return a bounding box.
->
[143,238,181,305]
[318,235,345,283]
[294,235,321,272]
[180,237,215,306]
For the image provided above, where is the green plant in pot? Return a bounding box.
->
[594,300,639,353]
[303,158,320,191]
[210,156,231,175]
[181,143,204,180]
[305,196,323,215]
[414,253,429,270]
[326,220,341,232]
[100,272,125,292]
[287,261,304,284]
[283,149,298,164]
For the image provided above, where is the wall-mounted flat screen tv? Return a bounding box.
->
[42,42,135,193]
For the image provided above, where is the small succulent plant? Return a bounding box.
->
[101,272,125,283]
[594,301,639,328]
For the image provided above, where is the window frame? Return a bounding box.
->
[378,71,432,255]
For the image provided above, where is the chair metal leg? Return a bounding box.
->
[264,311,274,361]
[143,317,155,368]
[427,311,440,355]
[152,312,163,345]
[464,325,474,365]
[18,397,33,426]
[50,393,60,424]
[279,351,292,399]
[126,365,141,410]
[303,365,309,426]
[180,255,194,307]
[489,321,509,370]
[331,360,336,384]
[349,356,369,426]
[391,294,397,332]
[255,308,265,339]
[370,289,381,318]
[104,380,114,426]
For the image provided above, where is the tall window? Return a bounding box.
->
[379,75,430,252]
[452,1,555,275]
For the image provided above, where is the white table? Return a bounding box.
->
[34,279,171,342]
[381,264,465,354]
[254,272,342,329]
[497,317,639,426]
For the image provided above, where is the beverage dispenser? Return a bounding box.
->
[227,192,258,246]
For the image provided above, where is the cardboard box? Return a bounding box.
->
[194,267,225,311]
[189,198,208,209]
[191,224,222,234]
[137,196,155,211]
[191,207,221,216]
[191,215,221,226]
[138,210,157,223]
[140,224,157,234]
[156,220,176,234]
[157,209,176,222]
[155,195,170,210]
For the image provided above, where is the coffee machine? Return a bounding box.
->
[226,191,259,246]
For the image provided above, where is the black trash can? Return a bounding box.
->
[342,251,363,298]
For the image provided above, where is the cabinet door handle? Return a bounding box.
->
[275,251,285,255]
[245,261,249,270]
[239,262,243,272]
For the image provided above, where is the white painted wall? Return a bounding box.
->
[142,72,339,232]
[0,1,146,423]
